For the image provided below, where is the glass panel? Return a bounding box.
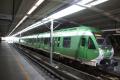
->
[96,37,104,45]
[63,37,71,48]
[88,37,96,49]
[81,37,85,46]
[57,37,60,47]
[44,38,50,45]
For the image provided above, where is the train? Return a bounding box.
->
[17,25,117,68]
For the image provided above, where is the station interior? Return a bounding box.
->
[0,0,120,80]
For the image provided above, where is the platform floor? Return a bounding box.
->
[0,41,50,80]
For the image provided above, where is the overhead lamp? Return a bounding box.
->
[112,34,120,35]
[102,28,120,32]
[27,0,44,15]
[81,0,109,7]
[116,30,120,33]
[12,19,49,36]
[47,5,85,20]
[27,6,37,15]
[77,0,93,5]
[9,15,28,36]
[11,0,108,36]
[48,0,109,20]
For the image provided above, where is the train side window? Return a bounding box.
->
[63,37,71,48]
[39,38,41,42]
[81,37,86,46]
[44,38,50,45]
[88,37,96,49]
[41,38,44,42]
[57,37,60,47]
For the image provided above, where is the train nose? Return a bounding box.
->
[99,45,113,58]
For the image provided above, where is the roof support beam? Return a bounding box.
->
[76,4,120,22]
[53,0,120,22]
[0,13,12,20]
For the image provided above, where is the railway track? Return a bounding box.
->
[12,44,81,80]
[12,43,120,80]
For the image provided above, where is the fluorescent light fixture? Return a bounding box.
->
[47,5,85,20]
[18,16,28,25]
[9,15,28,36]
[102,28,120,32]
[77,0,93,5]
[35,0,44,6]
[27,0,44,15]
[112,34,120,35]
[27,6,37,15]
[12,19,50,36]
[84,0,109,7]
[116,30,120,33]
[11,0,108,36]
[48,0,109,20]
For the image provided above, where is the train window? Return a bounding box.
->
[58,37,60,41]
[44,38,50,45]
[39,38,41,42]
[88,37,96,49]
[57,37,60,47]
[63,37,71,48]
[41,38,44,42]
[81,37,86,46]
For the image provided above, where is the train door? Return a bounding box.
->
[86,37,98,60]
[79,36,87,60]
[54,37,60,51]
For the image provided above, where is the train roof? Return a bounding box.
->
[55,25,100,32]
[22,25,101,39]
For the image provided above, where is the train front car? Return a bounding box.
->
[93,33,118,69]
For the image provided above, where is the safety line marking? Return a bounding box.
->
[16,57,30,80]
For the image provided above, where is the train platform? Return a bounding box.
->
[0,41,51,80]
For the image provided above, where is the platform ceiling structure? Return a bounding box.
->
[0,0,120,37]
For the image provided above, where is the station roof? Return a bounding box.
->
[0,0,120,37]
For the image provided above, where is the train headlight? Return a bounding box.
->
[99,48,104,58]
[97,48,104,64]
[110,48,114,59]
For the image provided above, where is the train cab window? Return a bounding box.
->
[81,37,86,46]
[63,37,71,48]
[88,37,96,49]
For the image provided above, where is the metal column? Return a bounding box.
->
[50,20,54,65]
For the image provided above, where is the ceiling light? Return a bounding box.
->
[27,0,44,15]
[47,5,85,20]
[12,20,50,36]
[77,0,93,5]
[35,0,44,6]
[112,34,120,35]
[27,6,37,15]
[102,28,120,32]
[85,0,109,7]
[9,15,28,36]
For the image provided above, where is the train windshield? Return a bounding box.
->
[96,37,104,45]
[94,33,111,45]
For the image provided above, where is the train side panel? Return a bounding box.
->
[54,36,80,59]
